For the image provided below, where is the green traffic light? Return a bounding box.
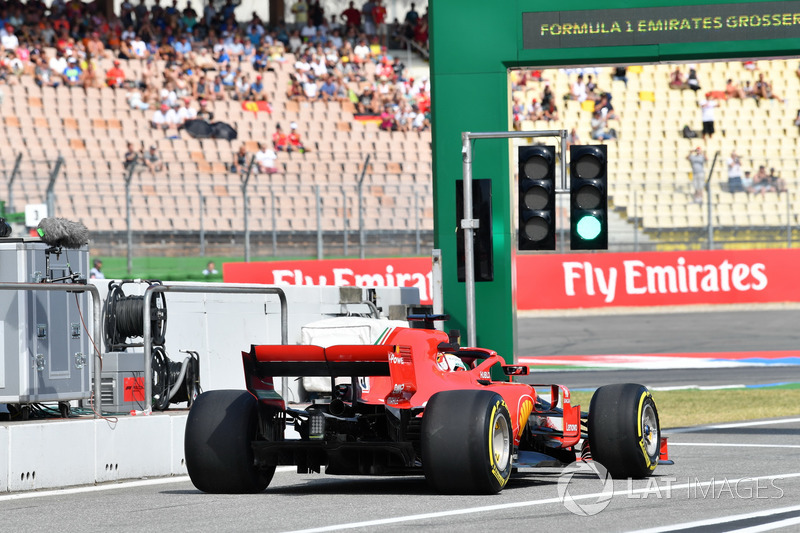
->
[576,215,602,240]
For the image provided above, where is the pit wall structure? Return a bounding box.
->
[0,283,418,493]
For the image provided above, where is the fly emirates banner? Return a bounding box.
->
[224,249,799,310]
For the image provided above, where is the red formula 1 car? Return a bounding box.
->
[185,325,670,494]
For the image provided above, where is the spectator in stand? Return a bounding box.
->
[291,0,308,30]
[143,144,164,174]
[302,74,318,100]
[357,84,379,114]
[596,93,617,120]
[34,55,59,87]
[300,20,317,41]
[232,71,251,100]
[362,0,376,36]
[247,74,266,101]
[403,2,419,39]
[590,109,616,142]
[612,66,628,87]
[106,59,126,88]
[288,122,307,153]
[62,56,82,87]
[287,74,305,101]
[86,32,105,58]
[669,66,686,89]
[342,1,361,31]
[1,24,19,51]
[373,0,387,48]
[151,103,170,131]
[527,98,543,121]
[123,141,139,172]
[273,124,289,151]
[541,99,558,122]
[724,78,745,99]
[769,168,787,193]
[411,103,429,132]
[569,73,587,102]
[230,144,249,174]
[81,58,100,89]
[726,151,743,192]
[584,74,599,102]
[255,141,278,174]
[566,127,581,149]
[176,97,196,124]
[753,73,783,102]
[751,165,773,195]
[686,66,701,92]
[700,95,717,140]
[687,147,707,204]
[126,85,152,110]
[211,74,226,100]
[353,38,370,64]
[165,101,182,130]
[379,104,396,131]
[196,99,214,121]
[795,109,800,134]
[511,97,524,130]
[173,33,191,56]
[319,74,339,102]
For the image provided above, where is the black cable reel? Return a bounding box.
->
[103,280,198,410]
[104,280,168,351]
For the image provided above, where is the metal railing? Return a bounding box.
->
[141,283,288,413]
[2,152,434,258]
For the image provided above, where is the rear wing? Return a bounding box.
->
[247,344,394,377]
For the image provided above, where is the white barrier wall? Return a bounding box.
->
[0,283,419,492]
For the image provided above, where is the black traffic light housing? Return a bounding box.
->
[518,145,556,251]
[570,145,608,250]
[456,178,493,282]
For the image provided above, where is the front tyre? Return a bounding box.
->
[184,390,274,493]
[422,390,512,494]
[588,383,660,479]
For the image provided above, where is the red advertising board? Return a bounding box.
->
[225,249,800,310]
[225,257,434,302]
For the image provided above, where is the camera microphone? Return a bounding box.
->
[36,217,89,249]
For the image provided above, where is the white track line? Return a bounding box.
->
[667,417,800,434]
[736,517,800,532]
[668,442,800,449]
[630,504,800,533]
[281,473,800,533]
[0,466,295,502]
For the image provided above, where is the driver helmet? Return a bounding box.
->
[435,353,468,372]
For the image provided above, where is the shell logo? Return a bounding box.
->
[518,397,534,432]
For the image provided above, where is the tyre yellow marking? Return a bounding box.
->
[489,400,508,486]
[637,392,654,469]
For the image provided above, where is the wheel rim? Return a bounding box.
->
[492,414,511,470]
[641,403,659,457]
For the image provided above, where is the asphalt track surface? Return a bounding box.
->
[517,307,800,388]
[3,417,799,532]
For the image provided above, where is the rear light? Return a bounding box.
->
[309,413,325,439]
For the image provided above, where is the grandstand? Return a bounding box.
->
[513,58,800,248]
[3,47,798,256]
[1,51,433,257]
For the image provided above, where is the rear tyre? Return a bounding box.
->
[422,390,512,494]
[184,390,274,493]
[588,383,660,479]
